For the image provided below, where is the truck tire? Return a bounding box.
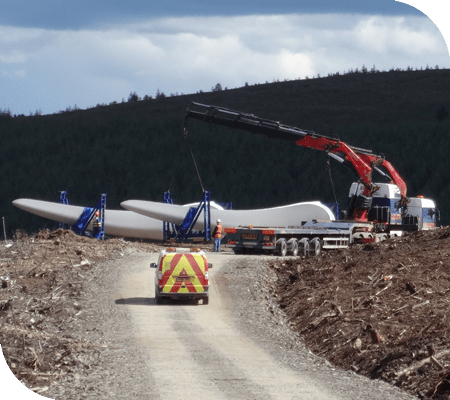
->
[288,239,299,256]
[155,290,163,305]
[310,237,322,256]
[299,238,310,257]
[276,238,287,257]
[203,296,209,305]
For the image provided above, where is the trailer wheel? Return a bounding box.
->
[276,238,287,257]
[310,237,322,256]
[288,239,299,256]
[299,238,310,257]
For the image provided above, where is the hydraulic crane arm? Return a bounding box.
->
[185,102,408,219]
[294,134,407,200]
[185,102,315,142]
[185,102,372,154]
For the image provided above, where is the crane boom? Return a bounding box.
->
[185,102,408,221]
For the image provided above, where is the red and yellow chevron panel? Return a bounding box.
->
[160,253,209,294]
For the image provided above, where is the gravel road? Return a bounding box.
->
[44,249,416,400]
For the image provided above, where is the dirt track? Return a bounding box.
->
[113,252,347,400]
[37,250,413,400]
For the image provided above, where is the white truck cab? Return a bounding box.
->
[348,182,438,230]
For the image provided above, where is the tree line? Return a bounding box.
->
[1,67,449,236]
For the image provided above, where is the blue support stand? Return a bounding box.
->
[58,191,70,229]
[71,194,107,239]
[163,191,211,242]
[59,192,107,239]
[325,202,340,220]
[163,192,176,241]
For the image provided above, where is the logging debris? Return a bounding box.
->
[0,228,163,395]
[270,226,450,399]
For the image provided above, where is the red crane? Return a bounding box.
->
[185,102,408,221]
[295,134,407,220]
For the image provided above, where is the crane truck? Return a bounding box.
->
[184,102,439,256]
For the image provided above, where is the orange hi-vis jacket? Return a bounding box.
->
[214,224,223,238]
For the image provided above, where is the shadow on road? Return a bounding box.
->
[115,297,201,306]
[115,297,154,306]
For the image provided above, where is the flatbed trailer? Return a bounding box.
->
[225,220,384,256]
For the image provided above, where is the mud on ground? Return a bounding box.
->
[270,226,450,399]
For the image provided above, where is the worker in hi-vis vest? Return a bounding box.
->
[212,219,223,252]
[93,211,102,237]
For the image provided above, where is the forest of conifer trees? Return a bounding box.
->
[1,67,449,236]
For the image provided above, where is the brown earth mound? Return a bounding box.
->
[269,226,450,399]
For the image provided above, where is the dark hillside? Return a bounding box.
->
[1,68,450,235]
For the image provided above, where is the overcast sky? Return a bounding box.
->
[1,0,449,116]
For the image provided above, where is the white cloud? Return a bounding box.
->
[0,14,448,115]
[0,50,28,64]
[355,16,443,55]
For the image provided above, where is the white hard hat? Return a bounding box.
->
[216,219,221,223]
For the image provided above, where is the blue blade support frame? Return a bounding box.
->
[163,191,211,242]
[64,193,107,240]
[58,191,70,229]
